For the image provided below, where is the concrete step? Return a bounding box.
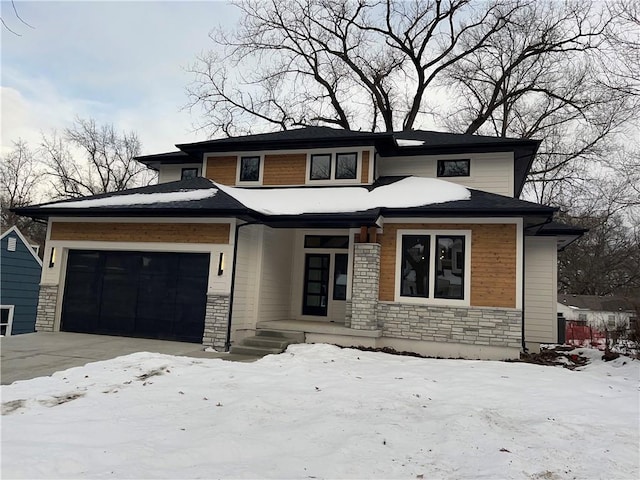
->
[229,344,284,356]
[243,336,291,349]
[256,329,305,343]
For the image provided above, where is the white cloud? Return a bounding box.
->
[1,1,238,155]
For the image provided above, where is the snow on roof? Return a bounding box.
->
[40,189,219,208]
[32,176,469,215]
[395,139,426,147]
[214,177,470,215]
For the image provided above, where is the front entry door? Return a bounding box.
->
[302,254,330,316]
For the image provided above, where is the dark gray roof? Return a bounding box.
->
[175,126,537,153]
[169,127,538,196]
[13,176,556,224]
[537,221,589,235]
[558,294,638,312]
[135,151,198,170]
[14,177,251,219]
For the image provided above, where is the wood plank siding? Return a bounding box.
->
[50,222,231,244]
[379,223,517,308]
[263,153,307,185]
[361,151,370,184]
[205,156,237,185]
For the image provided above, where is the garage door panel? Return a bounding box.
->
[62,250,210,343]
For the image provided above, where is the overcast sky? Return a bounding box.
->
[1,0,239,156]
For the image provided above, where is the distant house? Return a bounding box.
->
[0,226,43,336]
[14,127,586,359]
[558,294,638,331]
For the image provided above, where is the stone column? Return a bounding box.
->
[35,285,59,332]
[350,243,380,330]
[202,294,230,351]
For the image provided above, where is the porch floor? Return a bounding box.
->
[256,320,382,338]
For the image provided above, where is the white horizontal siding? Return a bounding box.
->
[157,163,202,183]
[524,237,557,343]
[257,228,294,321]
[377,152,514,196]
[231,225,261,334]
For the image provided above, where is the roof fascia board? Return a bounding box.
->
[378,140,540,157]
[177,135,388,154]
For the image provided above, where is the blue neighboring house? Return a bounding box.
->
[1,226,43,336]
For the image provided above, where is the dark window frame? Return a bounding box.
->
[333,253,348,301]
[239,156,261,182]
[434,235,465,300]
[180,168,199,180]
[437,159,470,177]
[310,154,332,180]
[304,235,349,249]
[400,235,431,298]
[335,152,358,180]
[398,232,468,302]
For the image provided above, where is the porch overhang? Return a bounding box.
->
[253,209,381,229]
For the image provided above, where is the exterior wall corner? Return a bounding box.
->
[35,284,59,332]
[350,243,380,330]
[203,293,230,350]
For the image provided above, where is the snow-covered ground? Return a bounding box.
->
[2,344,638,479]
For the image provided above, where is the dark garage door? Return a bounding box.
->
[61,250,210,343]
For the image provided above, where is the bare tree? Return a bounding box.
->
[187,0,523,136]
[438,0,639,206]
[0,140,46,246]
[41,117,154,199]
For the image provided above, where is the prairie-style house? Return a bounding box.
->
[14,127,584,359]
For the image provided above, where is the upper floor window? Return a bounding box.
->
[437,159,470,177]
[309,152,359,181]
[310,154,332,180]
[397,230,470,304]
[239,156,261,182]
[336,153,357,179]
[181,168,198,180]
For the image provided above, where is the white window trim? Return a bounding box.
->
[0,305,15,336]
[394,229,472,306]
[305,150,362,185]
[236,155,264,185]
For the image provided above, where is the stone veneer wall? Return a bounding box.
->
[350,244,380,330]
[35,285,59,332]
[377,302,522,348]
[203,294,230,350]
[344,300,352,328]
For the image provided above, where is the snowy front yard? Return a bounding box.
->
[1,344,638,479]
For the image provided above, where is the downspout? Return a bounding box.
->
[225,219,261,352]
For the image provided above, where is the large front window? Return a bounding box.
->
[397,230,470,303]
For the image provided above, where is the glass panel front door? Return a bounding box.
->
[302,254,330,316]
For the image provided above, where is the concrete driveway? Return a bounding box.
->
[1,332,258,385]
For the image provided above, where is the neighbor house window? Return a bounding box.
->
[239,156,261,182]
[397,230,470,303]
[1,306,14,336]
[437,159,470,177]
[310,154,332,180]
[181,168,198,180]
[335,153,357,179]
[578,313,587,321]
